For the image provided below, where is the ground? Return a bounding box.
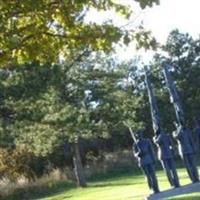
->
[35,167,200,200]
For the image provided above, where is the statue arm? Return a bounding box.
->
[154,134,162,145]
[133,144,142,157]
[169,134,174,147]
[173,128,180,139]
[153,135,158,143]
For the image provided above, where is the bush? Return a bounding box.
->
[0,146,45,181]
[0,168,74,200]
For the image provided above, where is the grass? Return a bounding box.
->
[36,166,200,200]
[3,166,200,200]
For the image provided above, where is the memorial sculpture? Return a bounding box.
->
[144,66,180,188]
[131,129,160,194]
[163,63,199,183]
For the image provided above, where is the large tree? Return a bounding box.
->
[40,54,144,186]
[0,53,144,186]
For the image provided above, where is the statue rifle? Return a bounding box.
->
[162,64,185,126]
[123,122,137,143]
[144,65,161,135]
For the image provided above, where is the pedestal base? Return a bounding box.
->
[145,182,200,200]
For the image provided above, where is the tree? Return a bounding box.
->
[151,29,200,130]
[0,52,146,186]
[41,53,144,186]
[0,0,158,65]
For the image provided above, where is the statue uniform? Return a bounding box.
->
[133,136,160,194]
[174,126,199,183]
[154,132,180,187]
[194,125,200,151]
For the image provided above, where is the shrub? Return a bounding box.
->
[0,147,39,181]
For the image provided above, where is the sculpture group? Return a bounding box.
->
[131,62,200,194]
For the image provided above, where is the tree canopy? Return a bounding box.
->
[0,0,159,66]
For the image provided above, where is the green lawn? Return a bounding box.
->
[35,167,200,200]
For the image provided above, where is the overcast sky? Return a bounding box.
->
[86,0,200,63]
[143,0,200,43]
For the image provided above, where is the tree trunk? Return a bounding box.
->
[72,139,87,187]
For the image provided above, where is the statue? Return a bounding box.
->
[153,129,180,187]
[133,130,160,194]
[163,63,199,183]
[144,66,180,188]
[173,121,199,183]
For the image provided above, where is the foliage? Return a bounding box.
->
[0,146,45,181]
[0,53,145,182]
[0,0,159,65]
[135,0,160,9]
[152,29,200,129]
[42,56,143,148]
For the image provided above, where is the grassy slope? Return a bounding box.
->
[36,167,200,200]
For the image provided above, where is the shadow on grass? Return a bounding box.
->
[90,181,145,188]
[88,167,142,183]
[84,167,145,189]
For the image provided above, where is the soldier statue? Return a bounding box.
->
[154,128,180,188]
[163,63,199,183]
[173,120,199,183]
[144,65,180,188]
[133,130,160,194]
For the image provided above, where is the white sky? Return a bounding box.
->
[144,0,200,43]
[85,0,200,63]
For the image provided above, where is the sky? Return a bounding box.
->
[85,0,200,63]
[143,0,200,43]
